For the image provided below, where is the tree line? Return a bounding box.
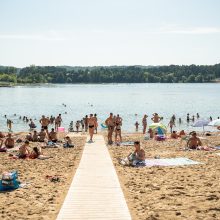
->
[0,64,220,84]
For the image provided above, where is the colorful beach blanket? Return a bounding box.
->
[136,157,202,167]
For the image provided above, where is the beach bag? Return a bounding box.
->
[0,171,20,191]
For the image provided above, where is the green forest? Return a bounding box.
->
[0,64,220,84]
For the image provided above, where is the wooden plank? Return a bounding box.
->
[57,135,131,220]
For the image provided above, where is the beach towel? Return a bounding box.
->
[214,146,220,150]
[120,141,134,146]
[135,157,202,167]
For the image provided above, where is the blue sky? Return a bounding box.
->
[0,0,220,67]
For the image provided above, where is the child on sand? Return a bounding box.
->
[63,136,74,148]
[135,121,139,132]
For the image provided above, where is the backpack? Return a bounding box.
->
[0,171,20,191]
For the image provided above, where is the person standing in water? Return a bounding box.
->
[142,114,148,134]
[105,113,115,145]
[94,114,98,134]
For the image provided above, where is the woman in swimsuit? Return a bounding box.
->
[115,122,122,143]
[142,115,148,134]
[88,114,96,142]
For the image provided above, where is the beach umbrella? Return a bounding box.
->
[208,119,220,127]
[192,119,210,131]
[149,123,167,133]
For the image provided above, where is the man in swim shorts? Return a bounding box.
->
[187,132,202,149]
[88,114,96,142]
[39,115,50,134]
[151,113,161,123]
[105,113,115,145]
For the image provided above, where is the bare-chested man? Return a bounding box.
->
[151,113,161,123]
[57,114,62,127]
[88,114,96,142]
[38,128,47,142]
[105,113,115,145]
[49,128,58,143]
[4,133,15,148]
[142,114,148,134]
[39,115,50,134]
[94,114,98,134]
[187,132,202,149]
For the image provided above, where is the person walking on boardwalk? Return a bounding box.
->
[88,114,96,143]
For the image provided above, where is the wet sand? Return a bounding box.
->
[107,132,220,220]
[0,133,86,220]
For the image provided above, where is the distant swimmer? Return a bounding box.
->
[187,113,190,123]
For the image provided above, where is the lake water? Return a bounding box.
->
[0,83,219,132]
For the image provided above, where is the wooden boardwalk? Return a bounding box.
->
[57,135,131,220]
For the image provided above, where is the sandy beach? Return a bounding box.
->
[0,133,86,220]
[107,132,220,220]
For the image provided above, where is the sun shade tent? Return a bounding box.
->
[149,123,167,134]
[192,119,210,131]
[208,119,220,127]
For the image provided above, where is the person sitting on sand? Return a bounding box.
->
[49,128,58,143]
[187,132,202,149]
[26,133,33,141]
[38,129,47,142]
[179,130,186,137]
[121,141,146,166]
[170,131,178,139]
[29,146,42,159]
[4,133,15,148]
[151,113,161,123]
[18,140,30,158]
[0,131,5,138]
[63,136,74,148]
[32,130,38,142]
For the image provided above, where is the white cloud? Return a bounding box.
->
[158,25,220,34]
[0,31,66,41]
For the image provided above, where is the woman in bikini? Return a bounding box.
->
[115,120,122,143]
